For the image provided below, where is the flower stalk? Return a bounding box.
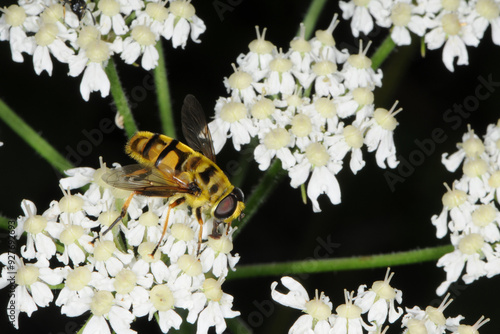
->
[371,35,396,70]
[0,98,73,173]
[105,59,138,138]
[226,245,454,280]
[300,0,328,39]
[232,159,287,238]
[154,42,176,138]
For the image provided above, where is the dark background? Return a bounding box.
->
[1,0,500,333]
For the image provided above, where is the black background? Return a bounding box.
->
[1,0,500,333]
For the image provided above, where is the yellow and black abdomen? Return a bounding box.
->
[125,131,233,209]
[126,131,193,173]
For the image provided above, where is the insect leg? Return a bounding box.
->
[211,219,222,238]
[87,8,96,25]
[62,1,67,19]
[102,191,136,236]
[152,197,186,256]
[195,207,203,256]
[91,191,136,246]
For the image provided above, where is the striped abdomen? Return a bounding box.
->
[125,131,233,206]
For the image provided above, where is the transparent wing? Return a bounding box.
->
[103,164,193,197]
[181,94,216,162]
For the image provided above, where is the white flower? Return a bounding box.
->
[16,200,57,261]
[209,97,256,153]
[200,232,239,278]
[89,239,134,277]
[0,254,63,329]
[68,26,115,101]
[159,217,198,262]
[431,183,474,239]
[470,0,500,45]
[436,232,491,296]
[81,290,136,334]
[97,0,129,36]
[326,123,366,174]
[339,0,392,37]
[125,201,164,247]
[364,103,401,169]
[424,8,480,71]
[455,157,491,203]
[354,269,403,326]
[401,294,460,334]
[265,50,296,96]
[468,204,500,243]
[271,276,332,333]
[441,127,486,172]
[133,283,185,332]
[289,142,342,212]
[483,120,500,164]
[340,40,382,90]
[253,126,296,171]
[289,23,314,76]
[163,0,206,49]
[133,242,171,283]
[311,57,345,97]
[32,22,75,75]
[330,290,373,333]
[236,26,275,74]
[448,316,490,334]
[185,278,240,334]
[0,4,36,62]
[224,65,261,105]
[55,265,112,317]
[121,24,158,70]
[60,167,97,189]
[309,14,350,64]
[52,213,95,266]
[388,0,428,45]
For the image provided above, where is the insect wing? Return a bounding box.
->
[181,94,217,162]
[103,164,193,196]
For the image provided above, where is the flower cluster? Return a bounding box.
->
[271,269,489,333]
[431,121,500,296]
[0,0,205,100]
[0,162,239,333]
[208,18,400,212]
[339,0,499,71]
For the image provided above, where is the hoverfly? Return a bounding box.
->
[100,95,245,255]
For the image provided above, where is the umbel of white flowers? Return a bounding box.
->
[0,161,240,334]
[271,269,490,333]
[340,0,500,71]
[0,0,206,100]
[432,120,500,296]
[208,19,401,212]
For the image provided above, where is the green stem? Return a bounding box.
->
[154,42,176,138]
[233,159,286,238]
[301,0,328,39]
[226,245,454,280]
[105,58,138,138]
[371,34,396,70]
[226,317,253,334]
[230,138,257,189]
[0,215,13,231]
[0,99,73,173]
[48,283,65,289]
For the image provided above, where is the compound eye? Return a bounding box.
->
[232,187,244,202]
[214,194,238,219]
